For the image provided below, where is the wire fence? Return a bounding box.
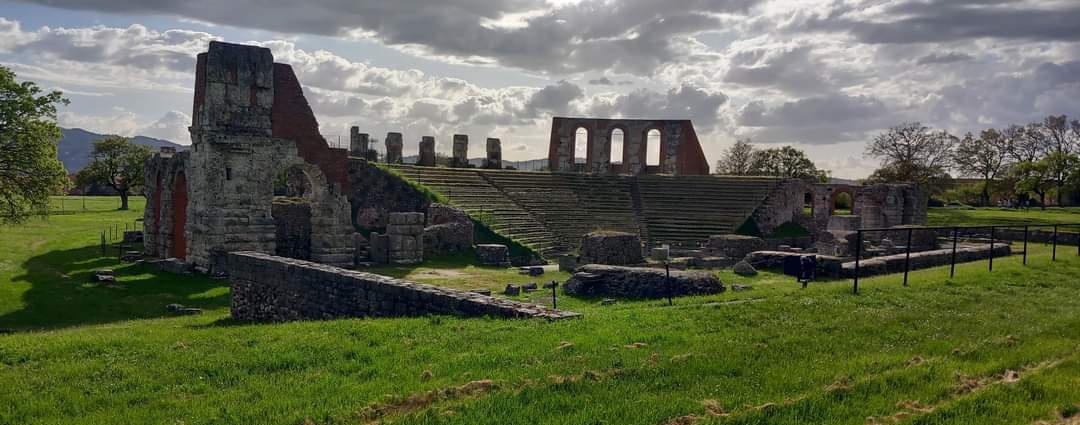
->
[851,223,1080,294]
[44,196,142,215]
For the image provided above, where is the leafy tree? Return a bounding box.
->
[76,136,152,210]
[952,129,1011,206]
[1040,115,1078,205]
[0,66,69,223]
[1008,154,1075,208]
[865,122,956,194]
[715,139,755,175]
[747,146,829,181]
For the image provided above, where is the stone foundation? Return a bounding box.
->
[579,231,643,265]
[843,243,1012,278]
[564,264,724,298]
[228,251,578,321]
[705,235,766,259]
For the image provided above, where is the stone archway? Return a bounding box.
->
[269,161,354,267]
[830,189,855,215]
[172,172,188,259]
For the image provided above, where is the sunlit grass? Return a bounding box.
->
[1,198,1079,424]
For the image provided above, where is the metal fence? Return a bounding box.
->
[851,223,1080,294]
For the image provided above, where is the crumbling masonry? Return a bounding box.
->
[144,41,354,269]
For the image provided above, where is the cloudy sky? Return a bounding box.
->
[2,0,1079,178]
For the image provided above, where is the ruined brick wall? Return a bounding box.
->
[272,63,349,192]
[142,150,188,259]
[228,251,578,321]
[547,117,710,175]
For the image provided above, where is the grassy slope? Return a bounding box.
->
[1,201,1080,424]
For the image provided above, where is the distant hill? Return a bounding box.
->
[57,128,185,173]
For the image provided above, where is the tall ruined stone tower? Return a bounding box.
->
[162,41,355,268]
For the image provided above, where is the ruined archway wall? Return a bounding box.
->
[547,117,709,175]
[271,63,350,193]
[179,41,354,269]
[142,151,188,259]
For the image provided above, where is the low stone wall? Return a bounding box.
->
[564,264,724,298]
[228,251,578,321]
[968,228,1080,246]
[579,232,643,265]
[744,251,845,278]
[705,235,766,259]
[842,243,1012,278]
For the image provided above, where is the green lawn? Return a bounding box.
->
[930,206,1080,227]
[2,198,1080,424]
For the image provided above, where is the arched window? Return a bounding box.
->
[646,129,661,166]
[574,127,588,164]
[610,128,624,165]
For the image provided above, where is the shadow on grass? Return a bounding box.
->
[1,243,229,332]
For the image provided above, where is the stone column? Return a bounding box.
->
[485,138,502,169]
[349,127,369,157]
[417,136,436,166]
[452,134,468,167]
[387,212,424,264]
[385,132,403,164]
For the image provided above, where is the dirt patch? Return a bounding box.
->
[357,379,502,424]
[411,269,470,279]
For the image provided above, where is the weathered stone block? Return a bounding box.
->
[705,235,766,259]
[579,231,643,265]
[476,244,510,267]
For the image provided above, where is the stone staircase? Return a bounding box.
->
[388,165,779,257]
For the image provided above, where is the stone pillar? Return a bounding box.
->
[385,132,403,164]
[417,136,436,166]
[349,127,369,157]
[452,134,468,167]
[485,138,502,169]
[387,212,424,264]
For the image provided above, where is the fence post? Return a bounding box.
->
[950,227,959,278]
[988,226,995,272]
[903,228,912,287]
[1023,225,1029,266]
[665,263,673,306]
[853,230,861,295]
[1053,225,1059,261]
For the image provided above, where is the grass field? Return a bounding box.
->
[929,206,1080,228]
[2,198,1080,424]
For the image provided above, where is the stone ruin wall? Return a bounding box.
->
[228,251,578,321]
[547,117,710,175]
[144,41,354,270]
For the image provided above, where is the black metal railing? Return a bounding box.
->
[852,223,1080,294]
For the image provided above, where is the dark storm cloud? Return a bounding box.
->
[15,0,760,74]
[802,0,1080,44]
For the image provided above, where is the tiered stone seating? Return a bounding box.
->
[482,171,642,254]
[636,175,780,247]
[388,166,563,257]
[388,165,779,257]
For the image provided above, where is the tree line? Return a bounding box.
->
[716,117,1080,208]
[866,119,1079,207]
